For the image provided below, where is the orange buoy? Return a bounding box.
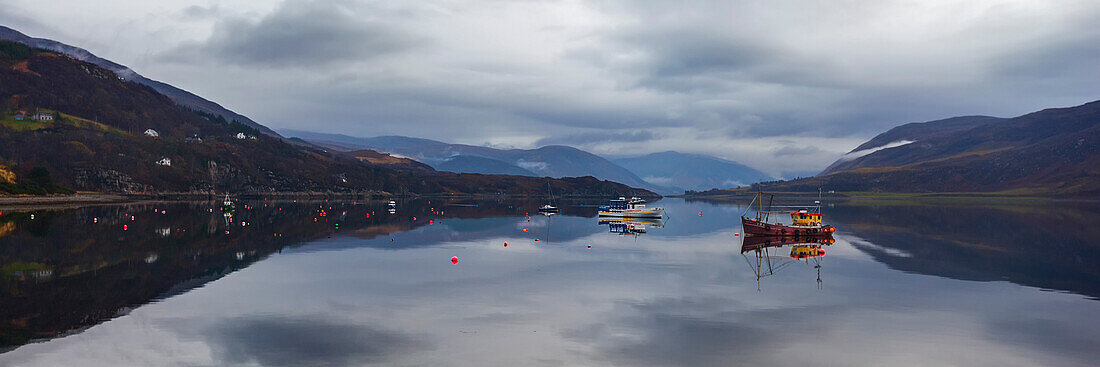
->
[504,242,508,247]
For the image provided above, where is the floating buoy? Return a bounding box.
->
[698,212,702,216]
[587,245,591,249]
[734,233,740,237]
[429,220,434,224]
[504,242,508,247]
[523,228,529,232]
[412,217,417,221]
[131,216,136,221]
[93,217,98,223]
[390,238,395,242]
[535,238,540,242]
[225,230,230,235]
[451,256,458,264]
[122,224,127,230]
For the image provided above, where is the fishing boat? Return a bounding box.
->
[741,190,834,237]
[539,182,559,213]
[598,197,665,218]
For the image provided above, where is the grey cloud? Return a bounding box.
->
[163,0,422,67]
[198,315,430,366]
[180,5,220,20]
[535,130,658,147]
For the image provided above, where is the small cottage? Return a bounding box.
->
[32,112,53,121]
[184,136,203,143]
[156,157,172,166]
[235,132,247,140]
[14,111,27,121]
[144,129,160,137]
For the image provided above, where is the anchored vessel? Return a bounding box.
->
[741,190,835,237]
[539,182,559,213]
[598,197,665,218]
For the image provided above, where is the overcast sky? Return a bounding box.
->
[2,0,1098,176]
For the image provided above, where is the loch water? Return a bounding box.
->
[1,198,1099,366]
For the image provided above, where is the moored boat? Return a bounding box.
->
[598,197,664,218]
[741,190,834,237]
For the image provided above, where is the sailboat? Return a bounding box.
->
[741,189,834,236]
[538,182,559,213]
[220,193,235,214]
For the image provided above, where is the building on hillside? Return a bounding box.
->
[184,135,203,143]
[248,135,258,140]
[14,111,27,121]
[155,157,172,167]
[32,112,53,121]
[144,129,160,138]
[235,132,247,140]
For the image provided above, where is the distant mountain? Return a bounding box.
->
[0,40,653,198]
[611,151,773,192]
[0,25,280,138]
[438,155,536,176]
[282,130,665,192]
[704,100,1100,197]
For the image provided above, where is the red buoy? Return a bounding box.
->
[587,245,591,249]
[451,256,458,264]
[734,233,740,237]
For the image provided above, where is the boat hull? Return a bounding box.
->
[598,208,665,218]
[741,217,834,237]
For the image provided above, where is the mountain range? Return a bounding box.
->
[283,130,775,194]
[693,100,1100,197]
[0,37,650,197]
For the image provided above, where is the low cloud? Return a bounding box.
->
[536,130,658,147]
[837,140,915,162]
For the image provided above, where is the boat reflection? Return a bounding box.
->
[598,217,665,237]
[741,236,834,290]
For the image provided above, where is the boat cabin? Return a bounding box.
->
[606,197,647,210]
[790,210,822,227]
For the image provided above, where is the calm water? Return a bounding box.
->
[1,198,1099,366]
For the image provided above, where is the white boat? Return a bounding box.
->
[538,182,559,213]
[598,197,664,218]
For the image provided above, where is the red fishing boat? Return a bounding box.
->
[741,190,835,237]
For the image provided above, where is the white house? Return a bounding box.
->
[155,157,172,166]
[144,129,160,137]
[32,112,53,121]
[235,132,247,140]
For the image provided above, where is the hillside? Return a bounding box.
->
[697,100,1100,197]
[283,130,665,192]
[0,25,279,138]
[0,41,653,198]
[611,151,772,192]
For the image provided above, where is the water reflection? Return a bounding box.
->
[598,217,665,237]
[1,198,1099,366]
[740,236,835,290]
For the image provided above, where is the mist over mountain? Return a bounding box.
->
[611,151,773,192]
